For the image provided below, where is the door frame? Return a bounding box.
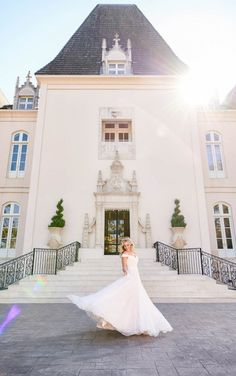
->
[104,209,130,255]
[94,194,140,249]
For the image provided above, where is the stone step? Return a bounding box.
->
[58,268,174,274]
[17,274,212,284]
[0,296,236,303]
[5,285,229,295]
[78,249,156,259]
[2,279,233,294]
[27,271,178,279]
[1,288,235,299]
[1,247,235,304]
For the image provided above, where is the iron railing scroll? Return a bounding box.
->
[154,241,236,289]
[0,241,80,290]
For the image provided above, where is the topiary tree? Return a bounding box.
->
[171,199,186,227]
[48,199,65,228]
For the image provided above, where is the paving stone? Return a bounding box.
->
[155,366,179,376]
[203,365,231,375]
[0,303,236,376]
[111,371,127,376]
[176,366,210,376]
[79,371,111,376]
[126,369,158,376]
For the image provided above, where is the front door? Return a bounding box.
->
[104,210,130,254]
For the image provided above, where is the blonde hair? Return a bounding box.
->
[118,237,135,255]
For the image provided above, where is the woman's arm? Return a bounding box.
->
[121,254,128,275]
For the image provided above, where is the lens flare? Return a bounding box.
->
[32,275,47,292]
[21,275,48,297]
[0,305,21,335]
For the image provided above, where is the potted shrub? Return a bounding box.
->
[47,199,65,249]
[170,199,187,249]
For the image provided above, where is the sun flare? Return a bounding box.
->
[178,70,219,106]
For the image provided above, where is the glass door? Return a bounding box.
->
[104,210,130,254]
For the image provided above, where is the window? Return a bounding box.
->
[9,132,29,178]
[213,203,235,250]
[205,132,225,178]
[108,63,126,75]
[102,121,132,142]
[0,203,20,250]
[18,97,33,110]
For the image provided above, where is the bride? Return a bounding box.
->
[67,237,173,337]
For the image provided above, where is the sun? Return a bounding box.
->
[177,69,219,107]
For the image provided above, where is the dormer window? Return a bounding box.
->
[13,71,39,110]
[108,63,126,75]
[101,34,132,75]
[18,96,34,110]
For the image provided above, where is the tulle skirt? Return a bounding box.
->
[67,271,173,337]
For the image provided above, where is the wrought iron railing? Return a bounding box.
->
[0,241,80,290]
[154,241,236,289]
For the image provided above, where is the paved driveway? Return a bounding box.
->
[0,303,236,375]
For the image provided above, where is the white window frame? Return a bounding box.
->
[0,202,20,252]
[213,203,235,252]
[108,62,126,75]
[18,96,34,110]
[102,121,132,142]
[8,132,29,178]
[205,131,225,178]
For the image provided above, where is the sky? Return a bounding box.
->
[1,0,236,103]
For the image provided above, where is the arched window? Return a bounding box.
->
[205,132,225,178]
[0,203,20,250]
[9,132,29,177]
[213,203,235,251]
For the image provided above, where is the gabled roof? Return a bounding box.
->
[36,4,187,76]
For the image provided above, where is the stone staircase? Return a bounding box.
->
[0,248,236,303]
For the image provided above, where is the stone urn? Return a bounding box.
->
[171,226,187,249]
[47,227,63,249]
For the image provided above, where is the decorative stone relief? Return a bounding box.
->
[138,214,152,248]
[97,151,136,193]
[83,152,151,249]
[82,213,96,248]
[94,152,140,247]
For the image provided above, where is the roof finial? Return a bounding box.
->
[113,33,120,48]
[15,76,19,88]
[26,71,32,84]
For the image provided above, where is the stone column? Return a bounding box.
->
[95,202,103,248]
[131,198,139,247]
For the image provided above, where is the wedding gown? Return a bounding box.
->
[67,253,173,337]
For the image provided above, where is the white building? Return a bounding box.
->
[0,4,236,259]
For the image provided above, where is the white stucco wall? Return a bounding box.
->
[23,76,210,252]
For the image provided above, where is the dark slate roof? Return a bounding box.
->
[36,4,187,76]
[223,84,236,109]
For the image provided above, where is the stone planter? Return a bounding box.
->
[47,226,64,249]
[171,226,186,249]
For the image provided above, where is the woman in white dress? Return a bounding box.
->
[67,238,173,337]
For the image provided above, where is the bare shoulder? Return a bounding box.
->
[121,252,129,258]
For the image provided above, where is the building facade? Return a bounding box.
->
[0,4,236,259]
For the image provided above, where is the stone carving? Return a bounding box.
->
[82,213,96,248]
[101,33,132,75]
[138,213,152,248]
[13,71,39,110]
[97,151,136,193]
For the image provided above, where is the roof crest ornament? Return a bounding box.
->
[113,33,121,49]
